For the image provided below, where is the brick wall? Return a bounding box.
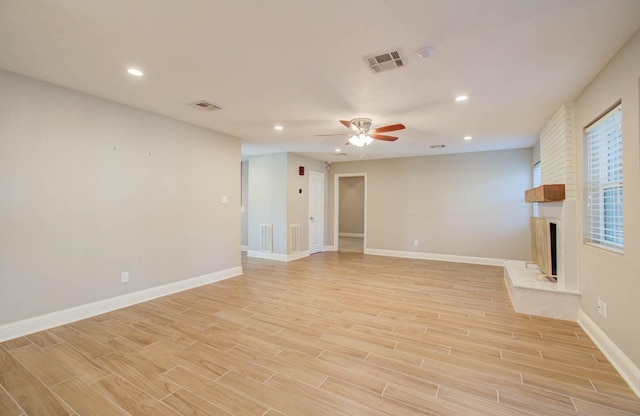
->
[539,104,576,200]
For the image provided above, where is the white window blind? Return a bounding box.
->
[583,104,623,252]
[532,162,541,217]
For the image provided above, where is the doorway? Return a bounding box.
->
[334,173,366,253]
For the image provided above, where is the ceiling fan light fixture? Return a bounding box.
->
[348,135,362,147]
[348,133,373,147]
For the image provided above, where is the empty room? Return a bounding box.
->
[1,1,640,415]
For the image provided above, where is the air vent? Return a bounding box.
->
[430,144,446,149]
[364,50,405,74]
[190,100,222,112]
[289,224,300,254]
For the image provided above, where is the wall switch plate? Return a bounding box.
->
[121,271,129,283]
[597,299,603,315]
[602,302,608,319]
[413,240,419,246]
[221,195,228,204]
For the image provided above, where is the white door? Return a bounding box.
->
[309,171,324,254]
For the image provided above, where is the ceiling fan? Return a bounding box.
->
[316,118,405,147]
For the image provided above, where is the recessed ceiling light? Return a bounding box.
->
[418,46,435,58]
[464,136,472,141]
[455,95,468,102]
[334,148,342,152]
[274,125,283,130]
[127,68,143,77]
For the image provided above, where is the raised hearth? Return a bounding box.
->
[504,259,580,320]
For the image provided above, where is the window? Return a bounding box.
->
[532,162,541,217]
[583,103,623,252]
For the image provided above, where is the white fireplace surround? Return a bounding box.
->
[504,199,580,320]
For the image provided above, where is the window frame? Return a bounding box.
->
[582,102,623,253]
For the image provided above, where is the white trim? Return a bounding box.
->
[247,250,288,261]
[325,245,337,252]
[241,245,249,252]
[247,250,310,262]
[0,266,243,343]
[287,250,310,262]
[339,233,364,238]
[364,248,503,266]
[578,310,640,397]
[309,170,325,255]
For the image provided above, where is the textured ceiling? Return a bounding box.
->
[1,0,639,161]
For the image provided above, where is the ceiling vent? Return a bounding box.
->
[190,100,222,112]
[430,144,446,149]
[364,50,405,74]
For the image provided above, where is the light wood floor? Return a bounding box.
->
[338,236,363,253]
[1,252,639,415]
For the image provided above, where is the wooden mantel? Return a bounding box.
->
[524,184,565,203]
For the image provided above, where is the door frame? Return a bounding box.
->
[334,173,367,251]
[308,170,325,254]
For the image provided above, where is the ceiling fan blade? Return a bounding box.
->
[339,120,355,130]
[370,133,398,142]
[314,133,352,137]
[372,123,405,133]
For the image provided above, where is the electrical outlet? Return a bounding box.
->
[121,271,129,284]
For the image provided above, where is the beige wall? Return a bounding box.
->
[0,70,241,325]
[247,153,328,255]
[574,29,640,367]
[247,153,288,254]
[339,176,365,235]
[328,148,532,260]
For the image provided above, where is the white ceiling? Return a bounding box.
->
[1,0,639,162]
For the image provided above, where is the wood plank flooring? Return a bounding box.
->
[338,236,363,253]
[1,252,639,415]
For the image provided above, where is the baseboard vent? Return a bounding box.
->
[260,224,273,252]
[290,224,300,253]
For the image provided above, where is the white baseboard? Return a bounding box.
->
[241,245,249,252]
[578,310,640,397]
[325,245,337,252]
[0,266,243,343]
[339,233,364,238]
[364,248,503,266]
[246,250,310,262]
[287,251,310,261]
